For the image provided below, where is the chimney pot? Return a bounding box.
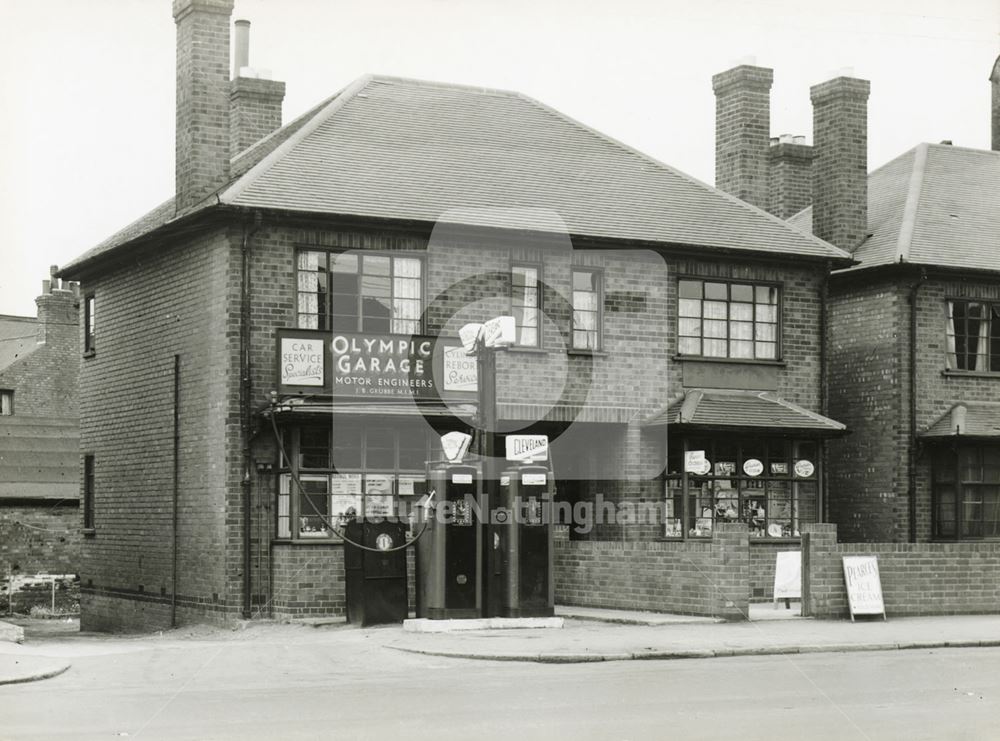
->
[233,19,250,79]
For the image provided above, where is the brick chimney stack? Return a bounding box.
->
[767,134,814,219]
[173,0,234,212]
[712,65,774,210]
[810,76,870,252]
[229,19,286,156]
[35,266,78,347]
[990,55,1000,151]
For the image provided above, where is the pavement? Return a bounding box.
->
[2,606,1000,685]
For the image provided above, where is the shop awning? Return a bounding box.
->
[264,396,477,421]
[644,389,847,436]
[920,402,1000,439]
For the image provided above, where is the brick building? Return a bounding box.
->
[58,1,851,630]
[713,62,1000,544]
[0,272,81,604]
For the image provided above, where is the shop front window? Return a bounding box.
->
[277,422,440,540]
[664,437,818,539]
[933,445,1000,539]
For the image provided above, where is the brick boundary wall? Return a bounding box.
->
[802,523,1000,618]
[553,523,749,620]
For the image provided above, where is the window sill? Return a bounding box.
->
[672,355,787,367]
[505,346,549,355]
[82,528,96,537]
[567,349,608,357]
[82,350,96,359]
[273,538,345,546]
[941,370,1000,379]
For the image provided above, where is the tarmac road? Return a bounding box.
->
[0,623,997,741]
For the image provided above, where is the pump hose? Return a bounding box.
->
[267,410,429,553]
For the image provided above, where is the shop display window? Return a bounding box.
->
[276,422,441,540]
[664,437,819,539]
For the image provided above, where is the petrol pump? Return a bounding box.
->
[415,458,484,619]
[484,437,555,618]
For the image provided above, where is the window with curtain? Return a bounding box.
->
[297,250,423,335]
[511,265,540,347]
[678,279,779,360]
[946,300,1000,372]
[572,269,602,350]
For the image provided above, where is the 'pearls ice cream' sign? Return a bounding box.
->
[277,329,474,400]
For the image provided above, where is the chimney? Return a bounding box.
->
[990,55,1000,151]
[229,19,286,156]
[173,0,234,212]
[810,76,870,252]
[767,134,814,219]
[35,266,77,347]
[712,64,774,210]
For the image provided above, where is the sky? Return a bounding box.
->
[1,0,997,316]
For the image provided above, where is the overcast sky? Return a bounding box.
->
[1,0,997,316]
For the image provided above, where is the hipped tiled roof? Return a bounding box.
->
[646,389,846,435]
[789,143,1000,275]
[61,75,850,276]
[921,402,1000,439]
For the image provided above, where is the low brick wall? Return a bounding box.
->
[802,524,1000,618]
[270,543,417,619]
[553,523,749,619]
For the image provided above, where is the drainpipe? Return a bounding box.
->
[907,270,927,543]
[820,261,830,523]
[241,211,263,619]
[172,354,180,628]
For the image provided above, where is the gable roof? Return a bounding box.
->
[61,75,850,276]
[0,315,37,373]
[789,143,1000,275]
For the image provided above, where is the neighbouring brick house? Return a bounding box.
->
[57,1,852,631]
[0,273,81,611]
[714,61,1000,545]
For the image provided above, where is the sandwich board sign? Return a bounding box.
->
[772,551,801,608]
[842,555,886,621]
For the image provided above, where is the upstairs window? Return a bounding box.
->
[84,294,96,353]
[0,390,12,416]
[678,279,779,360]
[297,250,423,335]
[947,300,1000,372]
[511,265,540,347]
[572,269,602,350]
